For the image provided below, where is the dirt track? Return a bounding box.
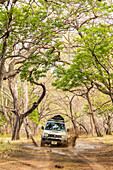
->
[0,141,113,170]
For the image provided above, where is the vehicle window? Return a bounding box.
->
[45,122,65,131]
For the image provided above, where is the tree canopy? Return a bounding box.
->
[52,0,113,103]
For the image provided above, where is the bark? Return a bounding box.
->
[22,80,29,138]
[90,114,95,137]
[0,0,13,92]
[0,94,11,134]
[77,123,88,135]
[0,64,4,93]
[8,77,22,140]
[23,121,38,146]
[10,79,46,140]
[91,111,102,137]
[105,115,112,135]
[69,95,79,146]
[86,89,102,137]
[24,118,30,139]
[33,124,38,135]
[12,116,23,140]
[8,78,20,115]
[22,82,46,119]
[71,119,79,147]
[30,135,38,147]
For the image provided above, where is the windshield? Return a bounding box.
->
[45,121,66,131]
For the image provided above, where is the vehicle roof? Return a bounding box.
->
[47,120,65,123]
[47,115,65,122]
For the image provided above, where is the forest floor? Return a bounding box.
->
[0,135,113,170]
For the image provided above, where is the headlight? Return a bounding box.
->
[62,135,67,140]
[43,133,48,137]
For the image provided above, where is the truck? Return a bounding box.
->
[41,115,68,147]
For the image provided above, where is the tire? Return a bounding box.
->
[62,142,68,147]
[41,140,45,147]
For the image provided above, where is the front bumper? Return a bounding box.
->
[42,137,68,146]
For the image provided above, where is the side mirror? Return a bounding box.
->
[41,126,44,130]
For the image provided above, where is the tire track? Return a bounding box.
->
[68,148,106,170]
[74,152,106,170]
[50,148,106,170]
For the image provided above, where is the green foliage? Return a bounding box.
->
[93,93,113,117]
[0,115,7,126]
[29,109,40,124]
[20,40,63,81]
[52,1,113,98]
[0,0,66,82]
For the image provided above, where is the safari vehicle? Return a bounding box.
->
[41,115,68,147]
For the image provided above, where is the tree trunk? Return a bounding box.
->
[0,58,6,93]
[106,115,112,135]
[11,81,46,140]
[9,77,46,140]
[70,119,79,147]
[8,77,21,140]
[91,111,102,137]
[33,123,38,135]
[87,89,102,137]
[24,118,30,139]
[22,80,29,138]
[12,116,23,140]
[90,114,95,137]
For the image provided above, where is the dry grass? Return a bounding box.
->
[78,134,113,145]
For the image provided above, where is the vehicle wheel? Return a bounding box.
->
[65,143,68,147]
[62,143,68,147]
[41,140,45,147]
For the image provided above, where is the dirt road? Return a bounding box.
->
[0,141,113,170]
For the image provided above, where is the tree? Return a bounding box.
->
[0,0,68,139]
[0,82,13,134]
[51,0,113,136]
[0,0,68,90]
[46,87,89,144]
[8,76,46,140]
[1,0,113,139]
[93,92,113,135]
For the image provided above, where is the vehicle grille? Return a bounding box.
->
[48,134,61,138]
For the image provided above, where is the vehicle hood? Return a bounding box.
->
[43,130,67,136]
